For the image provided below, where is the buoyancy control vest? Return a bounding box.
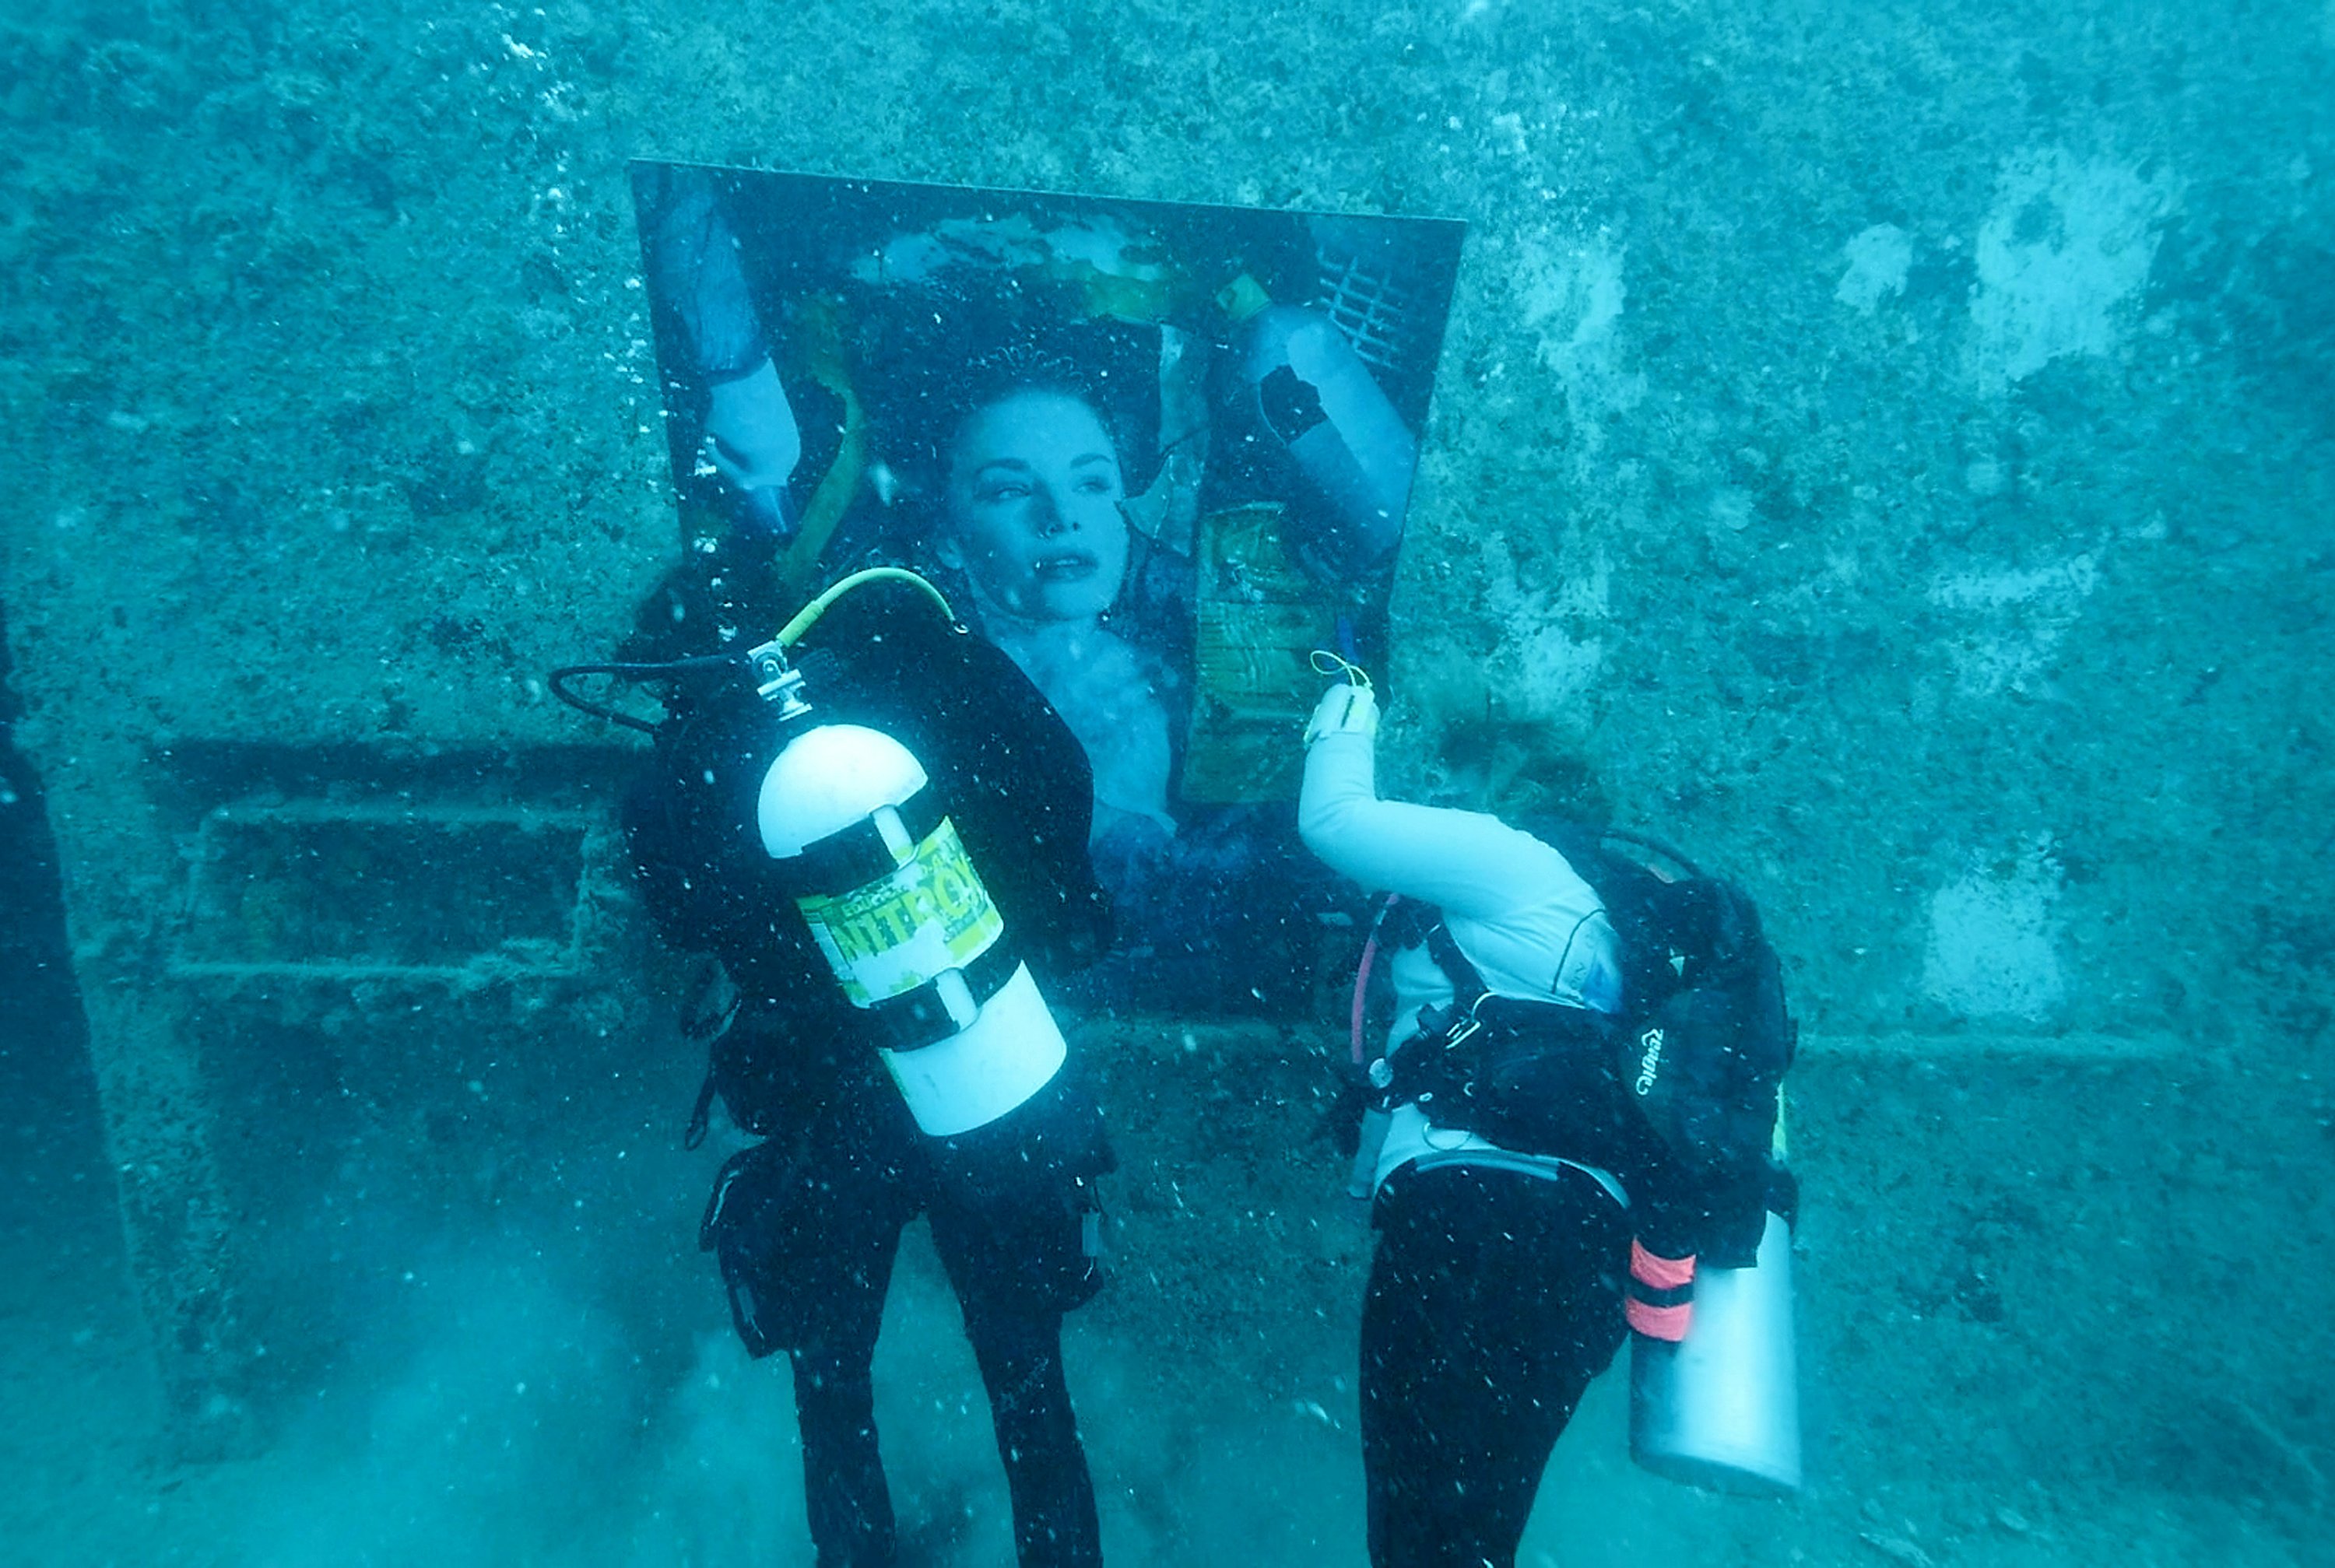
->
[1371,826,1796,1267]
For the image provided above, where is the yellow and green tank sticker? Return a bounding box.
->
[796,816,1004,1005]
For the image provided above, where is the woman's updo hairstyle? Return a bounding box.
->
[863,291,1164,514]
[1433,715,1610,829]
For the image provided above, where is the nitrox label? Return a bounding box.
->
[797,817,1003,1005]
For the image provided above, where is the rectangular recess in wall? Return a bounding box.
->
[174,804,592,978]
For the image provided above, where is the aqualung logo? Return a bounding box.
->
[1633,1027,1664,1096]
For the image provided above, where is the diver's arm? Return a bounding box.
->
[644,168,801,515]
[646,167,771,383]
[1297,715,1569,921]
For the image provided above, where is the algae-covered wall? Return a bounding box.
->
[2,0,2330,1554]
[7,0,2326,1030]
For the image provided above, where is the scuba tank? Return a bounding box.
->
[1534,826,1802,1495]
[746,571,1069,1139]
[1222,274,1417,581]
[1628,1204,1802,1495]
[1629,1108,1801,1499]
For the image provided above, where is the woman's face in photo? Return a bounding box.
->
[940,388,1130,625]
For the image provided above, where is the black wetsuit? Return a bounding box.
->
[623,582,1112,1568]
[1360,1163,1630,1568]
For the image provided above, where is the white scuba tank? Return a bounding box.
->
[756,719,1067,1138]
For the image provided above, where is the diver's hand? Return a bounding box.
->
[1304,681,1379,746]
[703,357,802,496]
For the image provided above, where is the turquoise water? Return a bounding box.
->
[2,2,2329,1563]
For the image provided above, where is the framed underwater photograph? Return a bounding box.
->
[630,162,1463,1009]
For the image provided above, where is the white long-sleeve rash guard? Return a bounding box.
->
[1298,724,1629,1198]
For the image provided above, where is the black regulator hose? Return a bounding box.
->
[547,567,963,734]
[546,654,743,734]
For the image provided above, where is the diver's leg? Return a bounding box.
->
[929,1197,1102,1568]
[778,1094,921,1568]
[1361,1169,1474,1568]
[1361,1165,1629,1568]
[966,1300,1101,1568]
[788,1227,902,1568]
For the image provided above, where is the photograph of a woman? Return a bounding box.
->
[929,368,1178,851]
[631,162,1463,1009]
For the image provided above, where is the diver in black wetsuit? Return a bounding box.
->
[613,577,1114,1568]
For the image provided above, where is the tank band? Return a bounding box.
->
[866,938,1021,1051]
[791,789,947,889]
[1631,1240,1698,1291]
[879,962,1067,1137]
[1626,1297,1693,1342]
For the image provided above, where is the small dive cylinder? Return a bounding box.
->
[756,716,1066,1138]
[1628,1208,1803,1496]
[1224,275,1417,580]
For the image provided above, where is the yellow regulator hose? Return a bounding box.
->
[774,567,960,649]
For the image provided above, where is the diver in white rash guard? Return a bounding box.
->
[1297,669,1705,1568]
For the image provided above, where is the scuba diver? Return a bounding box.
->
[561,570,1115,1568]
[1297,663,1796,1567]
